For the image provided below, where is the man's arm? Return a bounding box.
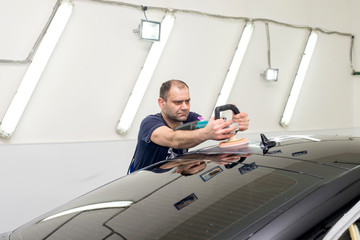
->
[150,117,237,149]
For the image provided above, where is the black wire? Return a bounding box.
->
[265,22,272,68]
[141,5,148,19]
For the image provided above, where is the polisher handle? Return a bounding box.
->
[214,104,240,120]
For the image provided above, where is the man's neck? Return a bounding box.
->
[161,112,182,130]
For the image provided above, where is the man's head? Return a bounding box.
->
[159,80,189,101]
[158,80,191,126]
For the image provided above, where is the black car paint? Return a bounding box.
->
[4,135,360,240]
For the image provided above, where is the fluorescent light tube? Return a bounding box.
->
[0,0,74,139]
[280,31,318,128]
[117,13,175,135]
[213,21,254,113]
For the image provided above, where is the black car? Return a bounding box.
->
[1,134,360,240]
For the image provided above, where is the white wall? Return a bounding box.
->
[0,140,134,232]
[0,0,358,143]
[351,0,360,126]
[0,0,360,233]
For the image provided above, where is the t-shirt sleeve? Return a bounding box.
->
[186,112,203,123]
[140,115,166,143]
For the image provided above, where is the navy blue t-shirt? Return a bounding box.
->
[130,112,202,172]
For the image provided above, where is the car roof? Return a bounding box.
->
[9,134,360,240]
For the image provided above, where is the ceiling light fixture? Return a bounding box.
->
[117,13,175,135]
[280,30,318,128]
[0,0,74,139]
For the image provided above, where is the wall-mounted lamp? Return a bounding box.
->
[280,30,318,128]
[134,19,161,41]
[261,68,279,81]
[0,0,74,139]
[261,23,279,81]
[133,6,161,41]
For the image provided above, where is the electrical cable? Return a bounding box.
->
[265,22,272,68]
[0,0,64,64]
[0,0,358,74]
[141,5,148,20]
[350,36,360,74]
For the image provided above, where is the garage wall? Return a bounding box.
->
[351,0,360,126]
[1,0,360,233]
[0,0,358,144]
[0,139,134,233]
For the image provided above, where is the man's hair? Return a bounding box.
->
[160,80,189,101]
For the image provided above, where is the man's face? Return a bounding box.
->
[160,86,190,123]
[178,161,207,175]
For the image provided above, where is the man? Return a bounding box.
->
[129,79,249,173]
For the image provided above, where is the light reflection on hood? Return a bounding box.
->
[41,201,133,222]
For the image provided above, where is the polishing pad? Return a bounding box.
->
[219,137,249,148]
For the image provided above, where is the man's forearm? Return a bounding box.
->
[151,118,236,149]
[168,128,208,149]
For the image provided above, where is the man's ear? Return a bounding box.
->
[158,97,165,109]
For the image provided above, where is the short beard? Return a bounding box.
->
[168,114,187,123]
[163,111,188,124]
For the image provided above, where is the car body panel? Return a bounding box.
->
[6,135,360,240]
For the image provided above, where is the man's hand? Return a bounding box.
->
[203,117,237,140]
[232,111,249,131]
[150,110,248,149]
